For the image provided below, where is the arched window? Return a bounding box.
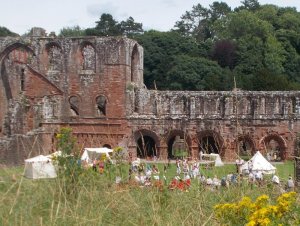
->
[96,95,107,116]
[48,45,62,71]
[82,44,95,71]
[69,96,79,116]
[131,44,139,83]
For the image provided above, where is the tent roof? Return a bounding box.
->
[84,147,113,153]
[241,151,276,174]
[25,155,50,163]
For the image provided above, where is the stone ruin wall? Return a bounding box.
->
[0,29,300,164]
[0,30,143,165]
[127,89,300,160]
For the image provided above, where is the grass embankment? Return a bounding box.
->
[0,162,296,226]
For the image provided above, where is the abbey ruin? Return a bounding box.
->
[1,28,300,164]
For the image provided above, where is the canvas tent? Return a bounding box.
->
[24,155,57,179]
[240,151,276,174]
[81,147,113,164]
[202,153,224,166]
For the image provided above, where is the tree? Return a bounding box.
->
[173,2,231,41]
[59,25,86,37]
[166,55,232,91]
[0,26,18,37]
[236,0,260,12]
[251,69,292,90]
[119,17,143,36]
[135,30,205,89]
[212,39,237,69]
[93,13,122,36]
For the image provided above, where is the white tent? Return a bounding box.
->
[202,153,224,166]
[210,153,224,166]
[24,155,57,179]
[240,151,276,174]
[81,147,113,164]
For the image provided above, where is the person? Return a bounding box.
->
[176,159,181,175]
[255,171,263,186]
[185,175,191,187]
[272,174,280,185]
[163,163,167,174]
[213,175,221,188]
[199,174,206,185]
[248,171,255,185]
[286,176,295,191]
[248,160,253,173]
[92,158,97,172]
[199,150,204,161]
[206,176,213,186]
[230,173,237,185]
[273,152,277,162]
[221,177,228,188]
[192,161,199,179]
[235,158,244,174]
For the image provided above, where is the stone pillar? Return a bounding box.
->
[159,145,168,160]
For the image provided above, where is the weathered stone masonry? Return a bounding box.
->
[0,29,300,164]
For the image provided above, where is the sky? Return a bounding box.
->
[1,0,300,35]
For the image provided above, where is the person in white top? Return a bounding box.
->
[272,174,280,185]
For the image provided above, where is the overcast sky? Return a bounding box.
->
[1,0,300,35]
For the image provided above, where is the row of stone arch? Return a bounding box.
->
[130,129,288,161]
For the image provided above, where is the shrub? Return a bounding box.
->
[214,192,300,226]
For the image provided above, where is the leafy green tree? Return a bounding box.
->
[0,26,18,37]
[59,25,86,37]
[212,39,237,69]
[174,2,231,41]
[93,13,122,36]
[251,69,292,90]
[166,55,232,91]
[135,30,206,89]
[236,0,260,12]
[119,16,143,36]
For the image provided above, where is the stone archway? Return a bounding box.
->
[260,133,287,161]
[134,129,160,159]
[197,130,224,156]
[165,130,192,159]
[237,135,256,157]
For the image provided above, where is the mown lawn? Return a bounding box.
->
[0,161,296,226]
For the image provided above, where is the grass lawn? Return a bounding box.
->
[0,161,297,226]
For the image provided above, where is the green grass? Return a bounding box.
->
[0,161,296,226]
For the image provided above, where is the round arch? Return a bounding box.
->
[237,135,256,156]
[197,130,224,156]
[259,133,287,161]
[0,43,35,101]
[133,129,160,159]
[165,130,192,159]
[0,42,35,62]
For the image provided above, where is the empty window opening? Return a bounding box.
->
[69,96,79,116]
[20,68,25,91]
[96,96,107,116]
[131,45,139,82]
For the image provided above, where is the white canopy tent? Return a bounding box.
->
[24,155,57,179]
[81,147,113,164]
[202,153,224,167]
[240,151,276,174]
